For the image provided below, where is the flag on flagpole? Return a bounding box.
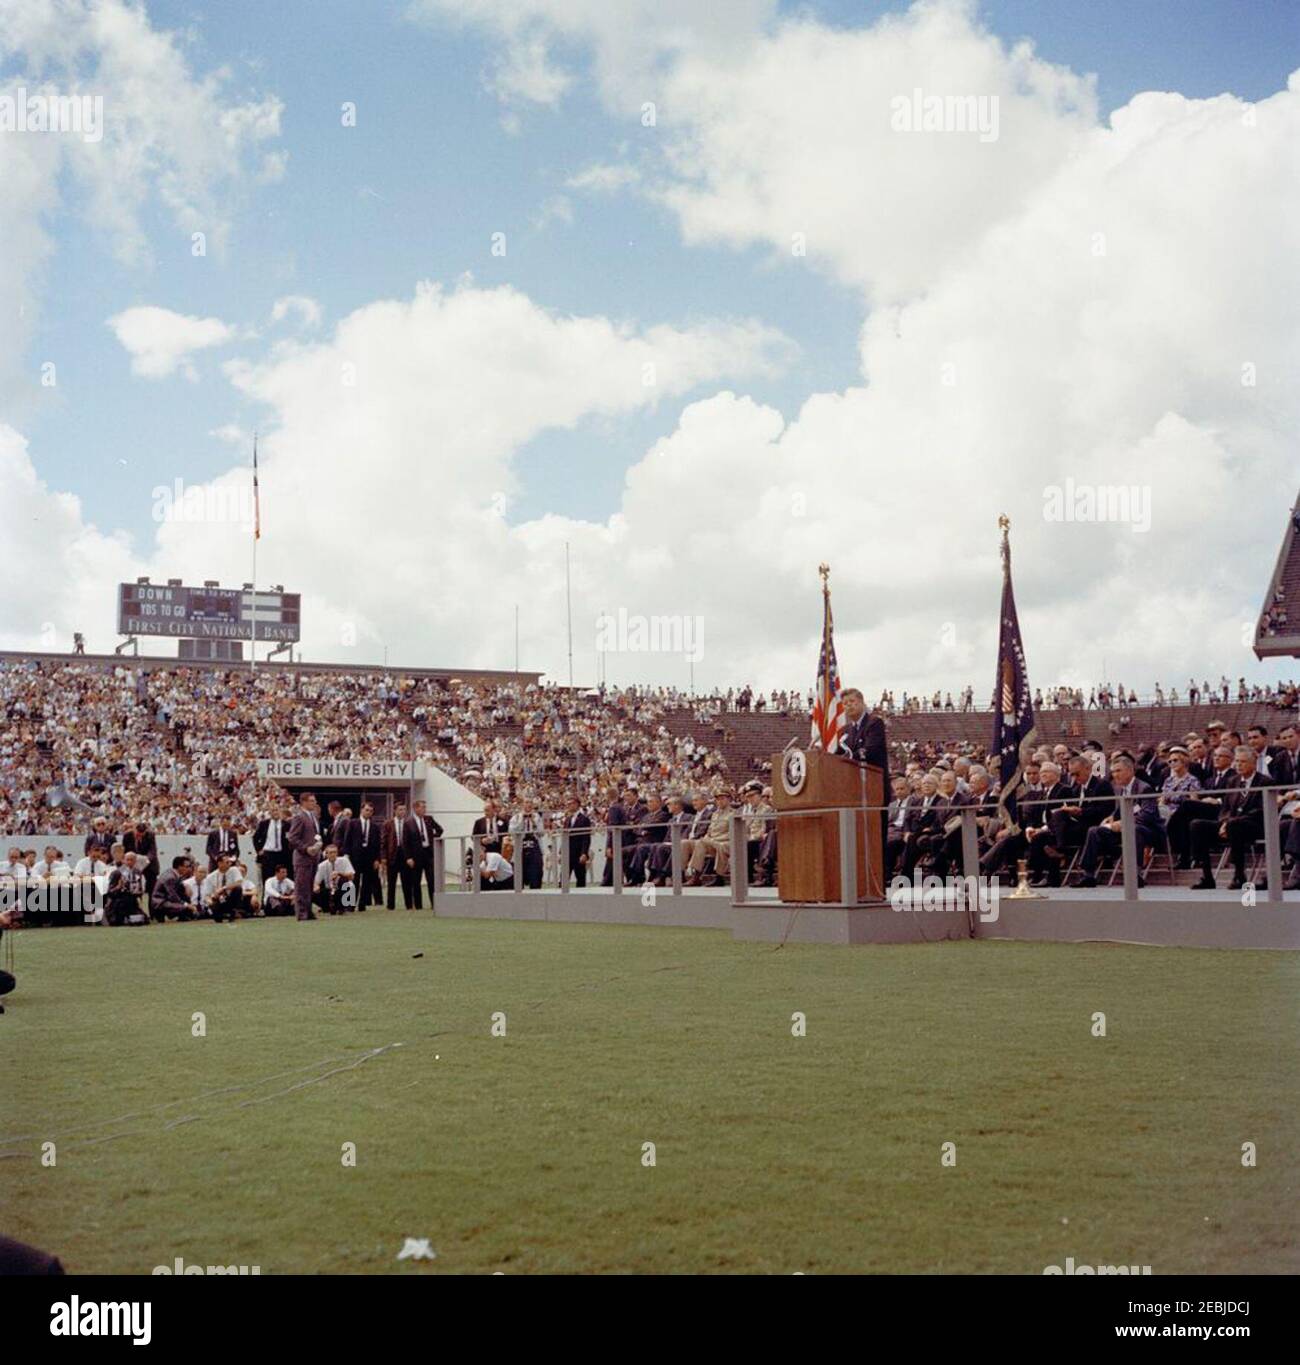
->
[252,434,261,541]
[810,563,846,753]
[992,516,1036,823]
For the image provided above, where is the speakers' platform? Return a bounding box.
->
[433,885,1300,950]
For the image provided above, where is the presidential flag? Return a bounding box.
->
[810,568,846,753]
[992,517,1036,816]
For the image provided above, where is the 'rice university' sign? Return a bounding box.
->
[256,759,426,783]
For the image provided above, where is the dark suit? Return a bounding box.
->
[1193,773,1267,882]
[1021,781,1077,883]
[122,829,159,896]
[84,830,117,856]
[472,815,508,853]
[843,711,887,771]
[252,816,289,885]
[564,810,593,887]
[205,827,240,872]
[1077,779,1161,878]
[1049,775,1114,859]
[602,801,628,886]
[346,815,383,909]
[150,867,193,922]
[382,818,407,908]
[401,813,443,908]
[286,809,322,920]
[629,804,670,882]
[1272,747,1298,788]
[899,793,942,877]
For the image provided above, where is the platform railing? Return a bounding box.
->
[427,782,1295,907]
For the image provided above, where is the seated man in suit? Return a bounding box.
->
[628,791,669,884]
[680,791,717,885]
[898,774,942,878]
[1072,752,1162,887]
[980,760,1040,878]
[1024,763,1077,886]
[1192,747,1268,890]
[1048,755,1114,872]
[648,794,688,886]
[884,775,913,880]
[918,770,970,878]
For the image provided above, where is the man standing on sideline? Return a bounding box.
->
[402,799,443,908]
[510,797,544,890]
[383,801,408,909]
[287,791,323,921]
[254,801,289,887]
[563,795,592,887]
[347,801,382,910]
[122,822,159,902]
[473,800,508,853]
[601,788,627,887]
[205,817,240,874]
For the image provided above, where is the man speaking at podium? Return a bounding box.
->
[841,689,887,770]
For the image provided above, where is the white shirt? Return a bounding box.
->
[264,818,282,852]
[265,876,295,899]
[481,852,513,883]
[74,856,109,878]
[314,855,355,890]
[200,870,230,905]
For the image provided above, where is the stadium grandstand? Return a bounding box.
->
[0,647,1296,834]
[1255,488,1300,660]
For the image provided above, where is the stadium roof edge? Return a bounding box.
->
[1254,487,1300,661]
[0,648,544,685]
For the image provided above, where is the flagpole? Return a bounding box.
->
[249,433,259,676]
[565,542,574,691]
[819,562,831,747]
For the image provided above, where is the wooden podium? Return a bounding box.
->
[772,749,885,904]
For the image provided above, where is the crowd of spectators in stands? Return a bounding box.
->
[3,657,1300,915]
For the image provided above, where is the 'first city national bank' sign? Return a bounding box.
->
[256,759,426,783]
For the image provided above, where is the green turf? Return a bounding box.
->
[2,913,1296,1274]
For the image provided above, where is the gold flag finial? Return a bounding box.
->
[998,514,1010,535]
[819,562,830,591]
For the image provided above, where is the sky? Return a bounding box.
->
[1,0,1297,697]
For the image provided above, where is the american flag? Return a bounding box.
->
[252,434,261,541]
[810,578,845,752]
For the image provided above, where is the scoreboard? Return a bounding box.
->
[117,583,301,643]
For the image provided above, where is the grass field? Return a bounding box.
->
[3,912,1297,1274]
